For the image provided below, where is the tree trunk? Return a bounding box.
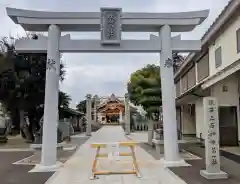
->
[19,110,34,143]
[9,107,20,134]
[148,119,154,146]
[27,117,34,142]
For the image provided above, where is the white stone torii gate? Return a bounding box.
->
[6,7,209,171]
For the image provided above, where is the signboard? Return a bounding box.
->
[200,97,228,179]
[203,97,220,172]
[107,142,120,161]
[100,8,122,45]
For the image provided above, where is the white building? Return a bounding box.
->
[175,0,240,146]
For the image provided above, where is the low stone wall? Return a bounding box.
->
[58,120,75,140]
[134,123,148,131]
[133,122,161,132]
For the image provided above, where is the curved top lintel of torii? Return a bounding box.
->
[6,7,209,32]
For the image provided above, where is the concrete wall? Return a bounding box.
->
[211,75,239,106]
[197,53,209,82]
[194,75,240,141]
[181,105,196,136]
[209,15,240,76]
[211,74,240,141]
[176,80,181,98]
[176,108,181,133]
[175,8,240,141]
[187,66,196,89]
[181,74,188,93]
[195,98,205,139]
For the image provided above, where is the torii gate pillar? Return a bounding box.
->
[124,93,130,135]
[86,94,92,136]
[33,24,62,171]
[159,25,185,166]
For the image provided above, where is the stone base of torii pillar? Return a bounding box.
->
[30,162,62,173]
[159,158,189,168]
[200,170,228,180]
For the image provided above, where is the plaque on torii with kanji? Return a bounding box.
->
[100,8,122,45]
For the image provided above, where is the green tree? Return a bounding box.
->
[59,91,72,119]
[59,91,71,108]
[0,36,67,142]
[173,53,185,72]
[127,64,162,119]
[76,99,95,114]
[76,100,86,113]
[127,52,184,120]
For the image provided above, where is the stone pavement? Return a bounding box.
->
[126,132,148,143]
[46,126,187,184]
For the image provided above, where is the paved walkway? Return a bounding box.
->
[126,132,148,143]
[47,126,187,184]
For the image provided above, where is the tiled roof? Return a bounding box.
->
[63,108,84,116]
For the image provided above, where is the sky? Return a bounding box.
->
[0,0,230,108]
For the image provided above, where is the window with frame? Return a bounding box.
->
[215,46,222,68]
[237,28,240,53]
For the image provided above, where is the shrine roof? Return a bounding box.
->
[98,94,124,109]
[62,108,84,116]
